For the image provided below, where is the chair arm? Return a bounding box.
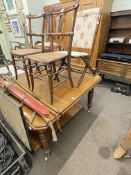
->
[26,14,45,19]
[46,32,74,36]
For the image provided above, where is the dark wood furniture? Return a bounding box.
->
[10,14,45,89]
[98,10,131,80]
[26,1,79,105]
[6,71,101,160]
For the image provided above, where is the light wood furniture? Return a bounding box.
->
[98,10,131,80]
[27,1,79,105]
[9,71,101,160]
[60,0,113,68]
[114,128,131,159]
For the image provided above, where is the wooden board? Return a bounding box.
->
[29,103,83,151]
[60,0,113,68]
[0,91,31,150]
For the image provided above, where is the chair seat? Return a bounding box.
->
[11,48,42,56]
[27,52,67,64]
[56,51,88,57]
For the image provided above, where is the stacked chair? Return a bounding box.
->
[57,7,102,87]
[10,1,101,105]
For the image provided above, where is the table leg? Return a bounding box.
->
[39,130,50,161]
[67,57,74,88]
[88,88,94,112]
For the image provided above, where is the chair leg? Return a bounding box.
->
[66,57,74,88]
[47,64,53,105]
[76,66,88,88]
[11,54,18,80]
[58,58,67,72]
[28,59,34,91]
[38,130,50,161]
[52,63,59,82]
[35,63,41,74]
[22,58,30,89]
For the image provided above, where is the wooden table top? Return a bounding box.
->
[17,72,101,115]
[2,72,101,131]
[27,52,67,63]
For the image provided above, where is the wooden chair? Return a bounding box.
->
[26,1,79,105]
[10,14,46,89]
[0,55,12,75]
[58,8,102,87]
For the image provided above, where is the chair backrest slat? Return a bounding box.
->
[44,1,79,54]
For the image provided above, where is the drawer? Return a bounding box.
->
[125,65,131,79]
[80,0,97,10]
[98,60,124,77]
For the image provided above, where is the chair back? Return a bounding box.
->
[43,3,64,50]
[43,1,79,55]
[72,8,101,53]
[26,13,45,49]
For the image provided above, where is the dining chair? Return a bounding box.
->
[58,8,102,87]
[26,1,79,105]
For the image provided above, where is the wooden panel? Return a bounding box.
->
[125,65,131,79]
[111,16,131,29]
[16,72,101,114]
[90,12,110,67]
[98,60,124,77]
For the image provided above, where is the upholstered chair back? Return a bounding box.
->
[72,8,101,50]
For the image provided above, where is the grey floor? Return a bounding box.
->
[29,81,131,175]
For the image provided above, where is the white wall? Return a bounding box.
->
[26,0,59,42]
[112,0,131,12]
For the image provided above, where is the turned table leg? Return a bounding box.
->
[39,130,50,161]
[88,88,94,112]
